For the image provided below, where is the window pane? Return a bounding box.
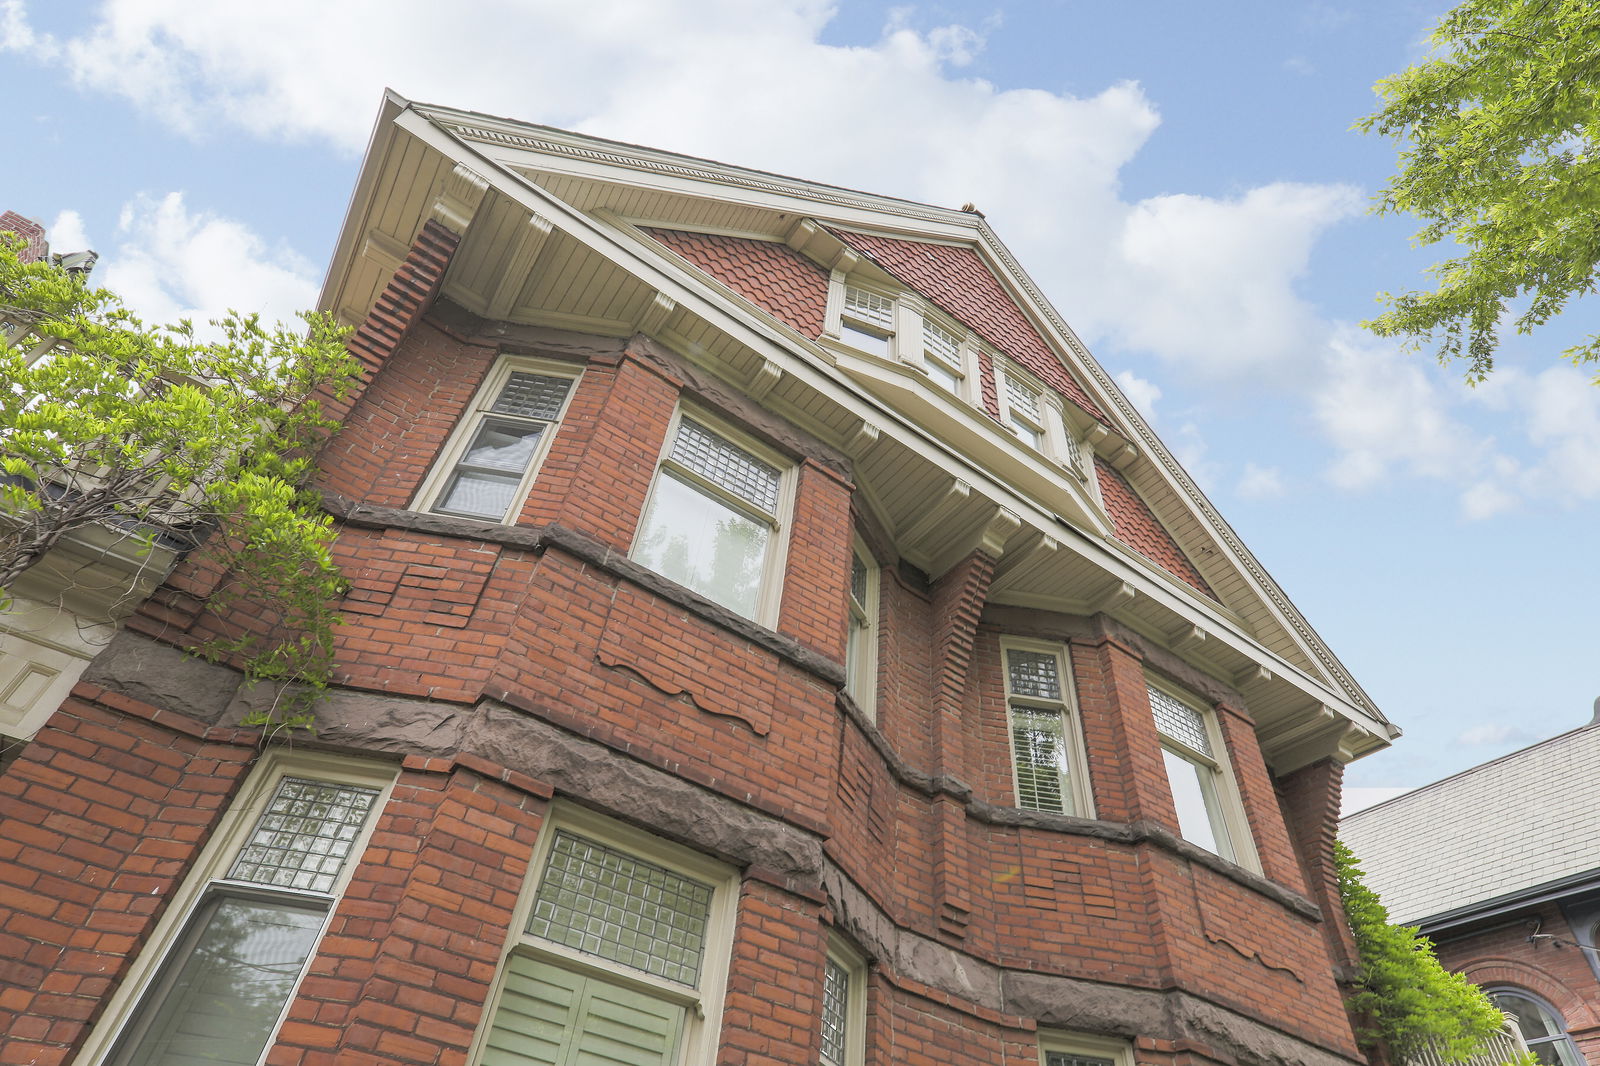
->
[1162,748,1229,856]
[850,553,869,610]
[491,372,572,420]
[527,832,713,987]
[1007,415,1044,450]
[1012,707,1069,814]
[843,286,894,329]
[438,470,523,520]
[669,420,780,514]
[820,958,849,1066]
[840,321,891,358]
[1006,649,1061,700]
[1003,373,1041,421]
[1148,687,1213,756]
[925,360,963,393]
[923,320,961,371]
[461,418,545,473]
[634,472,769,618]
[1047,1055,1115,1066]
[228,778,379,894]
[111,896,325,1066]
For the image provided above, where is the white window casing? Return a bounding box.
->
[837,284,896,360]
[819,935,867,1066]
[415,356,581,524]
[80,752,397,1066]
[845,537,879,718]
[471,806,737,1066]
[1146,679,1257,869]
[1002,638,1095,818]
[631,408,794,626]
[1038,1031,1135,1066]
[998,364,1047,452]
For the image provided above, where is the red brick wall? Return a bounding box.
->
[0,689,258,1066]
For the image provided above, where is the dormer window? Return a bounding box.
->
[921,318,965,395]
[999,367,1046,450]
[839,285,894,358]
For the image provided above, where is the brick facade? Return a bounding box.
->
[1,139,1379,1066]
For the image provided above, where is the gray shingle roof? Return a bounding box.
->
[1339,720,1600,926]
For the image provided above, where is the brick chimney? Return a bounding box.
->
[0,211,49,264]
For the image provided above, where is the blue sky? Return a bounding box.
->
[5,1,1598,808]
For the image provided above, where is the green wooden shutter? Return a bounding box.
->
[481,955,686,1066]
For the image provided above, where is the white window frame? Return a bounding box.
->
[1001,638,1095,818]
[1042,394,1091,482]
[77,752,397,1066]
[835,282,898,360]
[1038,1030,1135,1066]
[1146,677,1256,869]
[997,361,1048,452]
[470,805,738,1066]
[630,407,794,626]
[1487,988,1585,1066]
[413,355,581,524]
[820,934,867,1066]
[845,536,879,718]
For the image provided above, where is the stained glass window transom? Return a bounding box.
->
[228,778,380,893]
[528,832,714,987]
[1149,686,1212,756]
[670,419,781,514]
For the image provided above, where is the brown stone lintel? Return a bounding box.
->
[835,689,1321,922]
[399,751,556,801]
[821,862,1364,1066]
[744,864,830,905]
[318,492,847,689]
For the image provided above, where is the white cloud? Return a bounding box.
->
[46,209,91,253]
[1456,722,1532,747]
[1114,370,1161,422]
[93,193,318,331]
[1340,786,1412,817]
[6,0,1363,385]
[1236,463,1285,500]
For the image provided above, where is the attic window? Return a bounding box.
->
[922,319,964,394]
[840,285,894,358]
[1000,367,1046,450]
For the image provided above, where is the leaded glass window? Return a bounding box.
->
[427,363,577,522]
[1003,643,1090,817]
[528,832,713,987]
[633,416,787,621]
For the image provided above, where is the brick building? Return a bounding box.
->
[1342,708,1600,1066]
[1,94,1400,1066]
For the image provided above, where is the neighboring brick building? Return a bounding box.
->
[1,94,1401,1066]
[1342,708,1600,1066]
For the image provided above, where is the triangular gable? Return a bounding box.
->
[645,228,829,339]
[1095,459,1215,600]
[827,228,1107,424]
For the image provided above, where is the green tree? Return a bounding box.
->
[0,235,359,731]
[1359,0,1600,380]
[1335,840,1505,1062]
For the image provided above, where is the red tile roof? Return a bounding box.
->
[1095,458,1215,599]
[828,228,1106,423]
[645,229,829,338]
[1,211,48,264]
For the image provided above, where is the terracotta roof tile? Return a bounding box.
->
[1,211,48,264]
[1095,458,1214,600]
[645,228,829,338]
[828,228,1106,423]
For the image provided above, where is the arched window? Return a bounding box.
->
[1488,989,1585,1066]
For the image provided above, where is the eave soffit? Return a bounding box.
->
[329,94,1395,752]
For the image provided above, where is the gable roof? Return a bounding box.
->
[1096,460,1215,599]
[828,228,1106,423]
[1340,717,1600,926]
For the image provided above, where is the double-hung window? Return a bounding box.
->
[1147,681,1248,863]
[819,938,866,1066]
[475,812,734,1066]
[419,358,578,523]
[88,755,393,1066]
[1002,640,1093,816]
[845,539,878,716]
[1038,1032,1134,1066]
[838,285,895,359]
[921,318,965,396]
[999,367,1047,450]
[632,413,789,623]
